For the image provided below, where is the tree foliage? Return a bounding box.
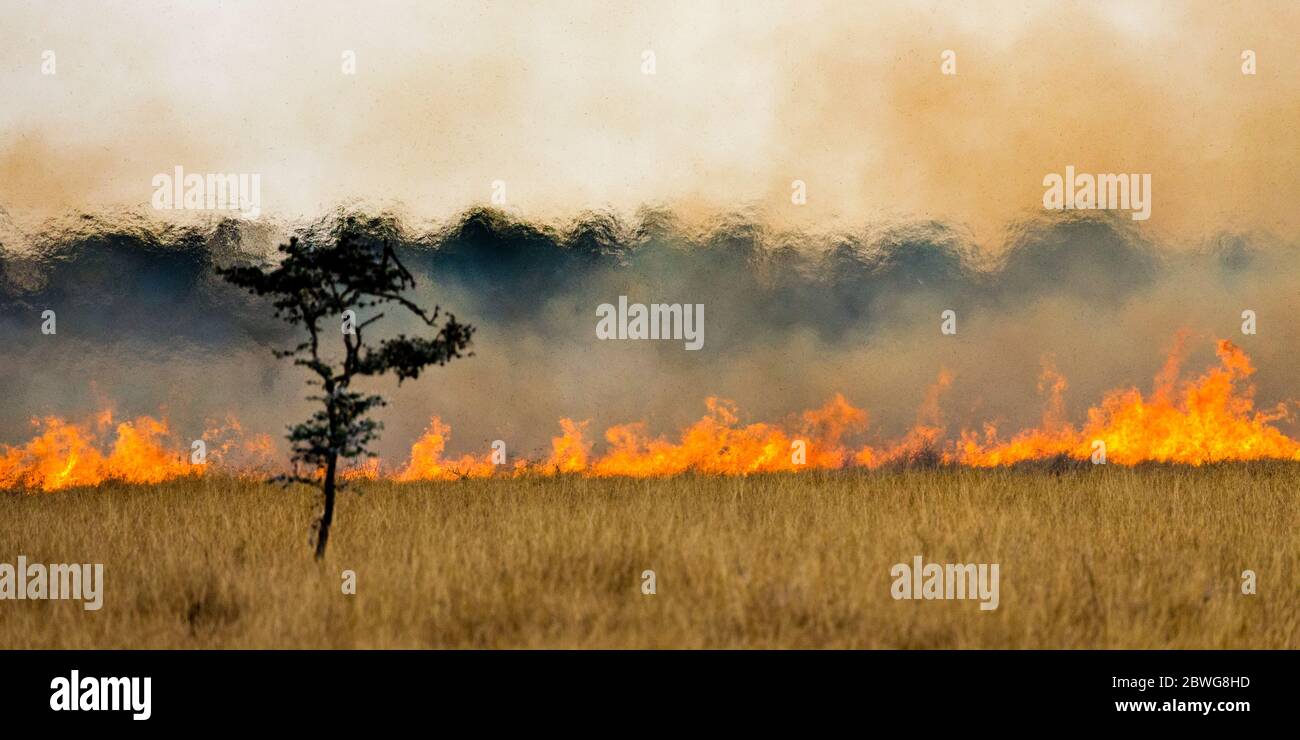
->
[218,220,473,557]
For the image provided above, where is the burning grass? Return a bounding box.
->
[4,338,1300,492]
[1,464,1295,648]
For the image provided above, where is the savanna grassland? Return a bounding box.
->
[1,465,1296,649]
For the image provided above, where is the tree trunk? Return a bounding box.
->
[315,453,338,560]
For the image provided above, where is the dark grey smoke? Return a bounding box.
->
[2,207,1297,462]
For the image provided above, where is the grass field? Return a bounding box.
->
[1,464,1296,649]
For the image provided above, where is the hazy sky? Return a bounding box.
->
[2,0,1298,242]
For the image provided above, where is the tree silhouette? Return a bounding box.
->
[219,223,473,559]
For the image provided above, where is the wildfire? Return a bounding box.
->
[573,395,865,477]
[394,418,498,481]
[955,339,1300,466]
[504,338,1298,476]
[4,338,1298,491]
[0,412,195,491]
[0,411,276,492]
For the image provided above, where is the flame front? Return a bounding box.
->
[517,338,1300,477]
[0,413,195,491]
[4,338,1298,491]
[956,339,1300,466]
[394,418,497,481]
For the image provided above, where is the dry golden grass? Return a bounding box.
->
[1,464,1296,648]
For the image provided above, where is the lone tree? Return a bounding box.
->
[219,223,473,559]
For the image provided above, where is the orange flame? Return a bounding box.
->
[0,412,196,491]
[4,338,1298,490]
[956,339,1300,466]
[556,395,865,477]
[395,417,497,481]
[202,415,277,471]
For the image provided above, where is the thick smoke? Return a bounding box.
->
[2,207,1297,464]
